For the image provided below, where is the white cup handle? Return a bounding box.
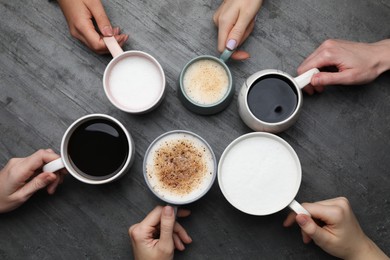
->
[43,158,65,173]
[103,36,124,58]
[288,200,311,216]
[294,68,320,89]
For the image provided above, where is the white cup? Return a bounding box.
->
[43,114,135,185]
[218,132,310,216]
[143,130,217,206]
[238,68,319,133]
[102,37,166,114]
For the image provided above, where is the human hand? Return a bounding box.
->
[298,39,390,95]
[213,0,263,60]
[129,206,192,260]
[58,0,128,54]
[0,149,67,213]
[283,197,389,260]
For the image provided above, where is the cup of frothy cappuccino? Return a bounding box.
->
[178,50,234,115]
[143,130,217,205]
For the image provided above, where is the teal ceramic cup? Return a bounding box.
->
[178,49,234,115]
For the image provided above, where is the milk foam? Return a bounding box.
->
[107,55,163,111]
[183,59,229,105]
[219,135,301,215]
[145,133,215,204]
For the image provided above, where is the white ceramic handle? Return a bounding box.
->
[294,68,320,89]
[43,158,65,173]
[103,36,124,58]
[288,200,311,216]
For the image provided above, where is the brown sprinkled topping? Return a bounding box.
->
[150,138,208,196]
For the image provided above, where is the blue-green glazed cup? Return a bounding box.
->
[178,49,234,115]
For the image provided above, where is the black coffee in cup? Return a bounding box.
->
[247,75,298,123]
[68,118,129,179]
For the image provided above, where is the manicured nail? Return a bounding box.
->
[102,26,113,36]
[163,206,174,217]
[296,215,308,226]
[226,39,237,50]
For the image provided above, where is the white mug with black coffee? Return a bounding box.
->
[143,130,217,206]
[43,114,135,184]
[238,68,319,133]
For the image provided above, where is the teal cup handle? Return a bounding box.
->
[219,49,233,63]
[178,52,234,115]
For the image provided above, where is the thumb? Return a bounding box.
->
[158,206,175,249]
[16,172,57,201]
[296,214,330,246]
[86,1,113,36]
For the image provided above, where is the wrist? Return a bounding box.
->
[372,39,390,75]
[345,237,388,260]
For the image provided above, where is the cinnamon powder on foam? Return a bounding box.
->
[149,139,208,196]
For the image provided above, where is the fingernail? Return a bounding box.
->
[226,39,237,50]
[45,149,54,153]
[163,206,174,217]
[296,215,308,226]
[102,26,113,36]
[113,27,120,35]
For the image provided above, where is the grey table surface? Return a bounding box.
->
[1,0,389,259]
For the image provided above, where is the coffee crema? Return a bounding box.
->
[183,59,229,105]
[145,133,215,203]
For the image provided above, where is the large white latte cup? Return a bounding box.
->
[218,132,310,216]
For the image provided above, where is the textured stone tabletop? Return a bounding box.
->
[0,0,389,259]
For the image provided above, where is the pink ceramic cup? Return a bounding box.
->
[103,37,166,114]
